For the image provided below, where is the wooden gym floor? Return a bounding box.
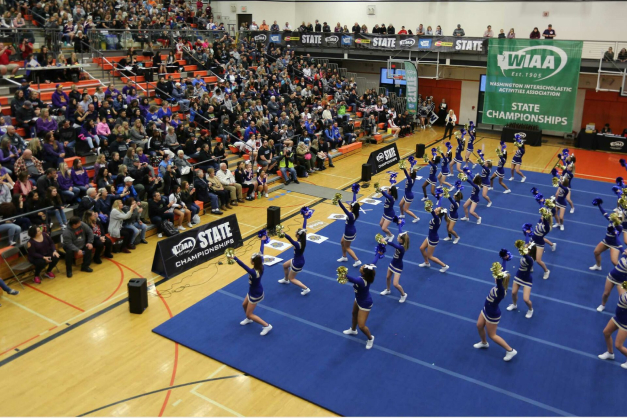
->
[0,127,618,417]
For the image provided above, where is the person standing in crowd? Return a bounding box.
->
[443,110,456,140]
[542,24,556,39]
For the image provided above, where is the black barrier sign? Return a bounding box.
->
[367,143,400,175]
[151,214,243,279]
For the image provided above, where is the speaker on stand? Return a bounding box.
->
[267,206,281,231]
[361,163,372,182]
[416,144,425,158]
[128,278,148,314]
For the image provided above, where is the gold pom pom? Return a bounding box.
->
[374,182,381,193]
[457,172,467,182]
[443,188,450,199]
[491,262,505,279]
[375,233,387,244]
[515,240,528,255]
[275,224,285,238]
[423,154,429,163]
[539,207,551,220]
[619,197,627,210]
[399,159,407,170]
[609,212,623,227]
[225,248,235,264]
[331,192,342,205]
[552,177,559,187]
[424,200,433,213]
[544,197,556,209]
[337,266,348,284]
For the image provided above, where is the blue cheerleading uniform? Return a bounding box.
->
[612,293,627,331]
[402,168,415,202]
[608,254,627,285]
[467,179,480,203]
[555,184,569,209]
[446,196,460,222]
[234,256,264,304]
[512,145,525,165]
[285,233,306,272]
[381,190,396,221]
[339,202,357,242]
[482,277,505,324]
[427,160,438,185]
[453,136,465,164]
[440,153,451,176]
[598,204,623,250]
[387,240,406,274]
[467,130,476,152]
[428,210,442,246]
[480,164,491,186]
[561,165,574,187]
[495,152,507,178]
[514,254,534,288]
[531,216,551,248]
[347,274,373,311]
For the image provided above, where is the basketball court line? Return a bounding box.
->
[189,365,246,417]
[0,297,61,326]
[217,289,574,417]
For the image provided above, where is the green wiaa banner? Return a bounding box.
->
[404,61,418,115]
[482,39,583,133]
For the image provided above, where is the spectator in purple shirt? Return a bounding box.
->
[58,162,79,202]
[42,131,66,165]
[35,108,58,138]
[105,83,121,100]
[71,159,90,195]
[530,27,541,39]
[0,137,18,174]
[51,84,69,115]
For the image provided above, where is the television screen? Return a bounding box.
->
[480,74,487,92]
[380,68,394,85]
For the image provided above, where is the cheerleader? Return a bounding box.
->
[479,158,493,207]
[474,258,518,362]
[523,209,556,280]
[562,154,576,213]
[453,130,466,175]
[419,100,428,129]
[464,122,476,167]
[379,186,398,242]
[418,204,450,272]
[489,143,511,193]
[256,168,269,198]
[589,200,623,271]
[380,232,409,302]
[421,154,440,201]
[438,146,453,188]
[506,240,536,318]
[553,177,570,230]
[230,242,273,336]
[443,187,462,244]
[342,264,377,350]
[597,282,627,368]
[597,250,627,312]
[509,137,526,182]
[278,229,311,295]
[336,198,362,267]
[399,167,420,223]
[461,174,483,224]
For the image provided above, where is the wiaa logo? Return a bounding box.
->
[376,152,385,162]
[497,45,567,81]
[325,35,339,43]
[172,237,196,257]
[611,141,625,149]
[253,34,267,42]
[399,38,416,47]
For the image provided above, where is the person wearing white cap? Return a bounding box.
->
[172,82,190,109]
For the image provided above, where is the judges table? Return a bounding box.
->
[500,127,542,147]
[576,131,627,153]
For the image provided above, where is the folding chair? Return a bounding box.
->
[0,247,33,289]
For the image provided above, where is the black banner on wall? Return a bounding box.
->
[151,214,243,279]
[367,143,400,175]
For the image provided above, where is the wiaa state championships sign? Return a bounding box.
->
[152,214,243,279]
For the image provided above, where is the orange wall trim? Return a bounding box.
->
[419,79,462,118]
[581,90,627,132]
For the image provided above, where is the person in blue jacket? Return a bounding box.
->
[342,264,377,350]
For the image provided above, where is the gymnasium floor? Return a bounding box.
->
[0,127,622,417]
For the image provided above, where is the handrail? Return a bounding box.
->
[181,46,224,81]
[0,205,54,225]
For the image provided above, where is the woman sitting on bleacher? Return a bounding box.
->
[122,197,147,245]
[169,184,193,230]
[0,138,19,175]
[83,210,113,262]
[109,199,135,254]
[10,90,25,117]
[45,186,67,229]
[57,162,79,203]
[125,89,139,105]
[33,109,56,139]
[96,116,111,140]
[13,171,32,197]
[79,119,100,153]
[180,181,200,220]
[95,168,113,189]
[27,138,45,164]
[25,190,48,227]
[114,165,129,189]
[234,161,255,201]
[71,159,90,197]
[27,225,60,284]
[122,148,137,168]
[42,132,66,166]
[130,108,144,126]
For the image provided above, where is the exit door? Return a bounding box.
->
[237,14,252,29]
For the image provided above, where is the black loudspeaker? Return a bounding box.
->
[128,278,148,314]
[267,206,281,231]
[361,163,372,182]
[416,144,425,158]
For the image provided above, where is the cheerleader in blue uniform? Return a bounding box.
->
[278,229,311,295]
[509,138,526,182]
[438,146,453,188]
[474,256,518,361]
[379,186,398,242]
[453,130,466,175]
[479,159,493,207]
[461,174,483,224]
[489,142,511,194]
[507,240,536,319]
[597,250,627,312]
[421,155,440,201]
[337,198,362,267]
[562,154,576,213]
[553,177,570,230]
[443,187,462,244]
[231,239,273,336]
[380,232,410,302]
[419,205,450,272]
[399,167,420,224]
[523,209,556,280]
[464,123,476,167]
[589,199,623,271]
[342,264,377,350]
[597,283,627,368]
